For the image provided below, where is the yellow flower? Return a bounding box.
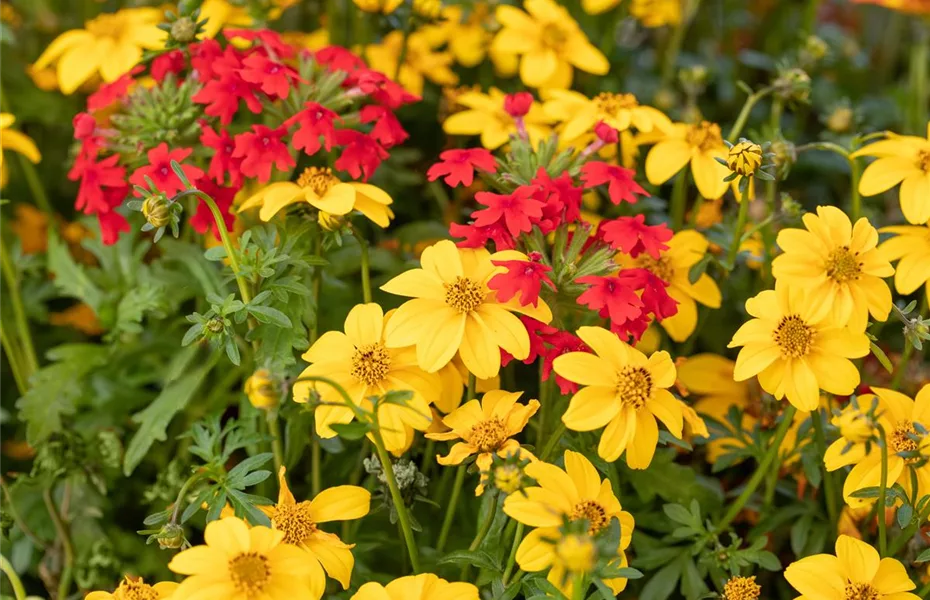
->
[728,282,869,411]
[785,535,920,600]
[426,390,539,473]
[294,303,441,454]
[629,0,682,27]
[840,386,930,508]
[32,8,164,94]
[837,503,872,539]
[442,87,552,150]
[541,89,672,143]
[722,576,761,600]
[772,205,894,332]
[504,450,635,596]
[261,467,369,590]
[490,0,609,89]
[380,240,552,379]
[878,222,930,297]
[852,122,930,224]
[617,230,722,342]
[435,357,500,414]
[168,516,323,600]
[239,167,394,227]
[581,0,621,15]
[824,400,876,476]
[366,31,458,96]
[244,369,279,409]
[352,0,404,14]
[86,576,177,600]
[352,573,479,600]
[418,5,493,68]
[645,120,730,199]
[553,326,684,468]
[0,113,41,188]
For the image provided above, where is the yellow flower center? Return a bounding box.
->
[889,420,919,462]
[493,464,522,494]
[114,579,160,600]
[593,92,639,118]
[844,582,879,600]
[350,343,392,386]
[825,246,862,283]
[615,366,653,409]
[297,167,339,197]
[570,500,609,534]
[228,553,270,594]
[541,23,568,49]
[772,314,815,358]
[917,149,930,173]
[272,500,318,545]
[555,534,596,573]
[635,255,675,282]
[468,417,508,452]
[444,276,486,313]
[685,121,723,152]
[723,576,761,600]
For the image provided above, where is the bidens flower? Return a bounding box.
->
[381,240,553,379]
[86,576,177,600]
[722,576,761,600]
[853,122,930,224]
[0,113,41,188]
[443,87,553,150]
[645,120,730,200]
[878,222,930,297]
[543,89,671,142]
[351,573,479,600]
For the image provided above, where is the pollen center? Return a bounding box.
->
[635,255,675,282]
[594,92,639,117]
[773,314,814,358]
[570,500,609,534]
[826,246,861,283]
[918,149,930,173]
[272,500,318,545]
[228,553,270,594]
[844,582,879,600]
[444,276,485,313]
[116,579,160,600]
[541,23,568,49]
[685,121,723,152]
[723,576,761,600]
[350,343,392,386]
[889,420,919,462]
[615,366,653,409]
[468,417,508,452]
[297,166,339,197]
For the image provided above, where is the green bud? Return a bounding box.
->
[142,194,171,228]
[170,17,199,44]
[157,523,186,549]
[206,317,225,334]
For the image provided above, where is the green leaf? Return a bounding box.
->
[113,284,165,335]
[639,557,683,600]
[203,245,227,261]
[915,547,930,563]
[247,304,292,328]
[227,453,273,487]
[870,342,894,374]
[663,504,695,527]
[226,488,271,526]
[436,549,502,572]
[896,504,914,529]
[47,231,103,311]
[330,421,371,440]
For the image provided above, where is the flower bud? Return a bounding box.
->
[726,141,763,177]
[594,121,619,144]
[769,138,796,178]
[826,106,854,133]
[142,194,171,228]
[244,369,279,410]
[801,35,828,64]
[206,316,225,334]
[156,523,185,549]
[555,534,596,573]
[72,112,96,140]
[170,17,199,44]
[773,67,811,104]
[833,405,874,444]
[503,92,533,118]
[493,464,522,495]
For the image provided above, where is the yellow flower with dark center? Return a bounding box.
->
[260,467,369,590]
[727,141,763,177]
[443,87,553,150]
[168,516,324,600]
[542,89,672,143]
[86,576,178,600]
[351,573,479,600]
[0,113,41,188]
[852,122,930,225]
[785,535,920,600]
[239,167,393,227]
[553,327,685,468]
[380,240,552,379]
[32,8,165,94]
[878,222,930,297]
[728,282,870,411]
[244,369,279,409]
[504,450,635,596]
[645,120,731,199]
[490,0,609,89]
[366,31,458,96]
[629,0,682,27]
[722,576,761,600]
[293,303,441,454]
[772,205,894,332]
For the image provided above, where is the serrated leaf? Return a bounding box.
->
[436,549,502,572]
[247,304,292,328]
[47,231,103,311]
[227,453,273,486]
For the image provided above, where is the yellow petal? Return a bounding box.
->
[309,486,371,523]
[645,139,691,185]
[858,157,919,196]
[562,386,621,431]
[33,30,95,71]
[625,409,658,469]
[304,533,354,589]
[313,183,355,215]
[344,303,384,347]
[552,352,615,387]
[835,534,880,584]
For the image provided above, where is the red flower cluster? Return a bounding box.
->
[500,318,590,395]
[577,270,678,340]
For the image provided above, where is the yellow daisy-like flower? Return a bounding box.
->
[0,113,41,188]
[645,120,730,200]
[772,205,894,332]
[541,89,672,143]
[293,303,441,454]
[442,87,553,150]
[553,326,684,468]
[239,166,393,227]
[839,386,930,508]
[32,8,164,94]
[261,467,369,590]
[824,399,876,475]
[426,390,539,474]
[490,0,609,89]
[785,535,920,600]
[878,222,930,297]
[630,0,683,27]
[617,229,722,342]
[852,122,930,225]
[418,5,493,68]
[86,576,177,600]
[352,573,479,600]
[168,516,323,600]
[722,576,761,600]
[380,240,552,380]
[504,450,635,596]
[366,31,458,96]
[728,282,870,412]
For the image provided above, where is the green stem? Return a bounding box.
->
[909,24,928,134]
[371,424,421,573]
[726,194,751,269]
[267,411,285,480]
[437,465,466,553]
[0,236,38,376]
[727,86,775,141]
[0,555,26,600]
[669,170,688,231]
[461,492,501,579]
[311,433,322,496]
[877,426,889,557]
[887,501,930,556]
[802,0,820,36]
[571,573,587,600]
[918,581,930,600]
[715,405,797,532]
[812,412,839,534]
[44,485,74,600]
[539,422,567,462]
[890,341,914,391]
[660,0,701,88]
[394,14,414,81]
[688,195,705,228]
[503,522,524,585]
[309,232,324,343]
[849,156,862,222]
[352,226,372,303]
[0,325,28,395]
[169,472,205,525]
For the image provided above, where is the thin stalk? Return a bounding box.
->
[812,411,839,534]
[802,0,820,36]
[394,14,415,81]
[267,411,285,480]
[540,422,567,462]
[849,156,862,222]
[888,501,930,556]
[503,522,524,584]
[436,466,466,553]
[890,341,914,391]
[0,325,28,395]
[726,194,751,269]
[461,493,501,579]
[311,433,322,496]
[169,471,206,525]
[371,426,421,573]
[877,426,889,557]
[352,226,372,303]
[727,86,775,141]
[0,237,38,376]
[660,0,701,88]
[909,25,929,133]
[309,232,324,343]
[669,170,688,231]
[571,573,587,600]
[44,485,74,600]
[0,555,26,600]
[715,405,797,532]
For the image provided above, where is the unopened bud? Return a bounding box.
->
[170,17,198,44]
[826,106,854,133]
[206,317,225,334]
[555,534,596,573]
[773,67,811,104]
[157,523,185,549]
[727,141,763,177]
[594,121,618,144]
[142,194,171,228]
[245,369,279,409]
[504,92,533,118]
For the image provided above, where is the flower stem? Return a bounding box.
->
[812,410,839,534]
[715,405,796,532]
[877,425,889,557]
[726,86,775,141]
[849,156,862,222]
[461,492,501,580]
[44,485,74,600]
[394,13,415,82]
[669,170,688,231]
[802,0,820,36]
[352,225,372,303]
[371,425,421,573]
[909,23,928,134]
[437,465,466,553]
[311,432,322,497]
[888,501,930,556]
[726,193,751,270]
[267,411,285,480]
[0,325,28,395]
[660,0,701,88]
[890,341,914,391]
[535,362,549,448]
[169,472,204,525]
[572,573,587,600]
[503,522,524,585]
[0,554,26,600]
[540,422,567,462]
[0,235,38,377]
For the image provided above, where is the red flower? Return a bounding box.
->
[472,186,545,238]
[315,46,368,79]
[190,177,238,240]
[542,331,589,394]
[360,105,409,148]
[598,215,673,259]
[427,149,497,188]
[576,275,644,327]
[531,169,582,231]
[201,126,243,187]
[501,316,555,367]
[594,121,618,143]
[489,253,555,307]
[332,129,387,181]
[503,92,533,117]
[285,102,338,156]
[190,39,224,80]
[87,67,140,112]
[232,126,295,183]
[633,269,678,320]
[225,29,294,59]
[151,50,186,82]
[129,144,204,197]
[353,70,420,108]
[449,220,515,250]
[240,53,300,99]
[580,161,647,205]
[70,152,127,216]
[73,113,96,140]
[192,50,262,125]
[97,210,131,245]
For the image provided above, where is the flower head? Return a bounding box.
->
[472,187,546,239]
[580,161,648,205]
[645,120,730,199]
[543,89,671,142]
[598,215,673,259]
[427,149,497,188]
[488,254,555,307]
[85,576,177,600]
[443,87,552,150]
[722,576,761,600]
[129,144,203,198]
[852,123,930,224]
[727,141,763,176]
[233,125,295,183]
[244,369,279,409]
[351,573,478,600]
[285,102,339,157]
